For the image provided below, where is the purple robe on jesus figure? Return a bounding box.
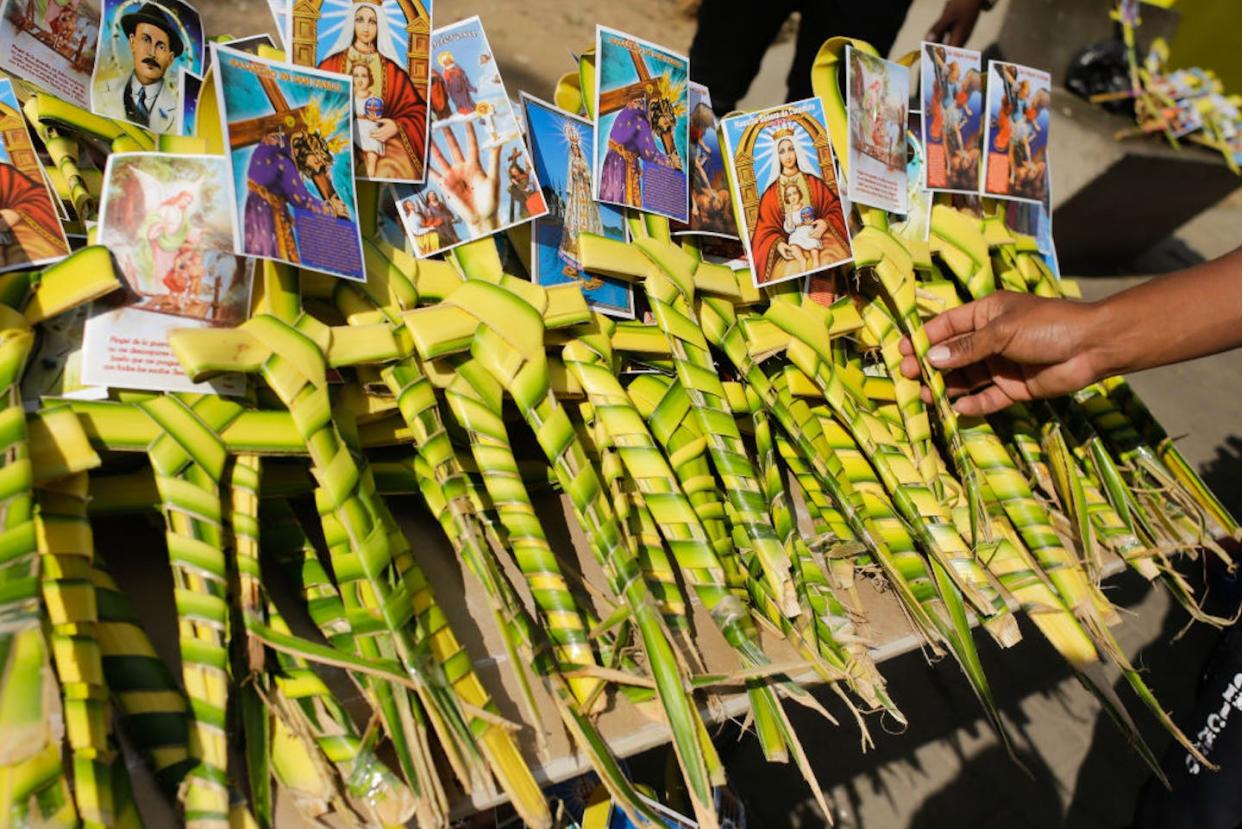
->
[598,101,673,208]
[242,135,332,263]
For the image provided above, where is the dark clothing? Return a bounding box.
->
[689,0,915,114]
[123,78,151,127]
[1132,623,1242,829]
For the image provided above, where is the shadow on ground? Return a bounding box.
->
[1202,436,1242,527]
[623,545,1238,828]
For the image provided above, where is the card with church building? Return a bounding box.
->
[0,0,100,108]
[391,16,546,258]
[721,97,852,289]
[0,77,70,274]
[90,0,204,134]
[287,0,432,184]
[212,42,367,281]
[592,25,689,223]
[522,92,632,318]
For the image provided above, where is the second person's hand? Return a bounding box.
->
[926,0,990,47]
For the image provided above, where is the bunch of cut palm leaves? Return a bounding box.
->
[0,35,1238,829]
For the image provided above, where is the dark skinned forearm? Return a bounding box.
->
[1086,246,1242,378]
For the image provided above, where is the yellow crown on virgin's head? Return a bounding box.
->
[770,122,796,139]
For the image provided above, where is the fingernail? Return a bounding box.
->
[928,345,951,365]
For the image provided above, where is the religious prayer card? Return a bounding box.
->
[392,16,546,259]
[21,302,105,405]
[1168,98,1203,137]
[890,112,932,244]
[0,0,100,108]
[720,97,851,289]
[213,43,367,281]
[805,269,844,309]
[176,67,200,136]
[90,0,204,134]
[845,45,909,214]
[521,92,633,318]
[593,25,690,223]
[920,42,983,194]
[981,59,1051,205]
[223,33,276,56]
[288,0,431,184]
[268,0,288,48]
[1003,199,1054,255]
[84,152,251,394]
[0,78,70,273]
[671,82,737,238]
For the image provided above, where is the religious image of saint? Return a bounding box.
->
[93,1,199,134]
[557,122,603,272]
[317,1,426,180]
[242,131,348,263]
[439,50,476,115]
[134,188,196,290]
[749,131,848,285]
[598,92,679,208]
[922,44,983,192]
[400,190,460,253]
[428,68,451,120]
[985,61,1049,202]
[0,159,67,266]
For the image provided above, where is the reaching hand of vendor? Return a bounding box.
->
[897,291,1102,416]
[899,247,1242,416]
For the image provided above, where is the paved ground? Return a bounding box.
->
[182,3,1242,826]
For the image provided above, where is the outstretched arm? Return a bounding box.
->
[899,247,1242,415]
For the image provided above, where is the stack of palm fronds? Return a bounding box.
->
[0,36,1237,829]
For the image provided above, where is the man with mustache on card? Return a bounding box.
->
[96,2,184,133]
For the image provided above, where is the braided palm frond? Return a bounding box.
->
[402,279,723,829]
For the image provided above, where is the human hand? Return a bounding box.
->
[898,291,1105,416]
[428,123,500,234]
[777,241,795,261]
[926,0,988,47]
[327,195,350,219]
[372,118,399,143]
[0,209,20,230]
